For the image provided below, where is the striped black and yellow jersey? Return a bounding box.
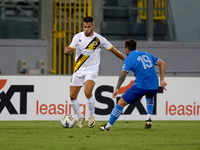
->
[69,31,113,74]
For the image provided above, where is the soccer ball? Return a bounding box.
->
[61,114,76,128]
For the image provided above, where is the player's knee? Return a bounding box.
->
[118,98,128,107]
[70,93,77,100]
[84,91,92,99]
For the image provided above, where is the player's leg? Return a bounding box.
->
[100,86,144,131]
[144,96,154,129]
[109,98,128,127]
[70,86,85,128]
[84,79,96,127]
[146,96,154,120]
[100,98,128,131]
[144,89,157,129]
[70,73,85,128]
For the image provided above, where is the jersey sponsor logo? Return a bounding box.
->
[85,37,100,50]
[73,54,89,72]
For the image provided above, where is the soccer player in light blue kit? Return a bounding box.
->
[100,39,167,131]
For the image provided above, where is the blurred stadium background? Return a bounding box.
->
[0,2,199,149]
[0,0,200,77]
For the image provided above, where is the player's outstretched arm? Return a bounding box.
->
[112,70,128,98]
[109,47,126,61]
[156,59,167,91]
[64,46,74,56]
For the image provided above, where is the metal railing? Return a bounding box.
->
[138,0,167,20]
[52,0,92,75]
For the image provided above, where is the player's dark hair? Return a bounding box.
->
[83,16,93,23]
[125,39,137,51]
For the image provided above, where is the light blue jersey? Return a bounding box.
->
[122,50,159,90]
[108,49,161,127]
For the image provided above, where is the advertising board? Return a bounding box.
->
[0,76,199,121]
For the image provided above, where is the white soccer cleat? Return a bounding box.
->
[88,116,95,128]
[77,117,85,128]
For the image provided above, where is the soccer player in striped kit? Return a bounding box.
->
[64,16,125,128]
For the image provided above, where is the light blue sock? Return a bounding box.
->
[108,104,124,125]
[146,97,154,115]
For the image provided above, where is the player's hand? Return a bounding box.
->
[112,89,119,98]
[160,80,167,91]
[64,46,72,56]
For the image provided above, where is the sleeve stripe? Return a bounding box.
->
[108,45,113,51]
[69,46,76,50]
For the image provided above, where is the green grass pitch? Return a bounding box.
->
[0,120,200,150]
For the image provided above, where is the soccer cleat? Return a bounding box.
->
[144,118,152,129]
[88,116,95,128]
[99,124,110,131]
[77,117,85,128]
